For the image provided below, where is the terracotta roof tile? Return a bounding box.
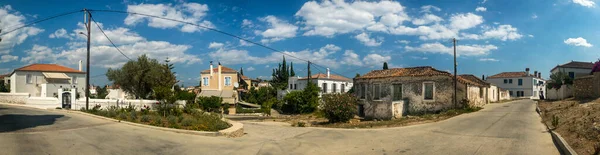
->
[15,64,84,73]
[241,75,250,80]
[458,74,489,87]
[299,73,352,81]
[200,66,237,73]
[487,72,532,78]
[356,66,451,79]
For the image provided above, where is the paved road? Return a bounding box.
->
[0,99,558,155]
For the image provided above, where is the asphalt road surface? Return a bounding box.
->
[0,99,558,155]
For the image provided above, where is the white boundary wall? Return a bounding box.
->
[0,93,30,104]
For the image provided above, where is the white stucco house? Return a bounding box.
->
[486,68,546,99]
[281,68,353,99]
[550,61,594,79]
[8,64,86,98]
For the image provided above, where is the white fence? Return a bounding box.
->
[547,85,572,100]
[72,99,186,110]
[0,93,30,104]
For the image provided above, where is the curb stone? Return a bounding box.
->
[0,103,244,138]
[535,102,578,155]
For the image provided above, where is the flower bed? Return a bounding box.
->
[83,104,231,132]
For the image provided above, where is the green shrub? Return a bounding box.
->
[261,98,276,116]
[167,115,178,124]
[297,122,306,127]
[195,113,230,131]
[141,105,151,115]
[125,103,136,112]
[236,105,262,113]
[183,102,199,114]
[140,115,151,123]
[152,116,163,126]
[197,96,223,112]
[129,111,138,121]
[322,93,358,123]
[180,117,196,127]
[552,115,560,129]
[118,113,128,120]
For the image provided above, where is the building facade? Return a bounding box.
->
[199,62,239,114]
[550,61,594,79]
[284,68,353,97]
[486,68,546,99]
[8,64,86,98]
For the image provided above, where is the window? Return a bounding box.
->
[518,79,523,86]
[504,79,507,84]
[373,84,381,100]
[290,84,293,89]
[332,83,337,93]
[509,91,513,96]
[509,79,513,84]
[360,84,366,99]
[423,82,434,100]
[479,87,484,98]
[294,84,297,90]
[392,84,402,101]
[26,74,32,84]
[72,76,78,84]
[341,84,345,92]
[533,79,537,85]
[202,77,209,86]
[568,72,575,79]
[322,83,327,93]
[225,77,232,86]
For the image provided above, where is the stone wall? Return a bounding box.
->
[466,86,486,107]
[573,75,596,99]
[355,75,467,120]
[0,93,29,104]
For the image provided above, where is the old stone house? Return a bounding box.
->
[354,66,490,120]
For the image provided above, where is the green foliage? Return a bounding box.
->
[0,81,9,92]
[383,62,389,70]
[322,93,358,123]
[94,85,108,99]
[244,87,276,105]
[152,116,163,126]
[282,83,319,114]
[118,113,128,120]
[271,56,290,90]
[290,62,295,77]
[140,115,151,123]
[106,55,177,99]
[552,115,560,129]
[183,102,199,114]
[197,96,223,112]
[236,105,262,113]
[547,71,573,89]
[261,98,276,116]
[129,110,138,121]
[180,117,196,127]
[167,115,178,125]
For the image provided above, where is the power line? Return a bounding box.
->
[90,16,133,61]
[0,10,83,37]
[89,9,354,79]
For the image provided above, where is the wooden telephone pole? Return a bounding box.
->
[84,9,91,110]
[453,38,457,108]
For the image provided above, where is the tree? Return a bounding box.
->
[547,71,573,89]
[282,82,320,114]
[383,62,389,70]
[240,67,244,75]
[0,82,9,92]
[271,56,290,90]
[290,62,295,77]
[96,85,108,99]
[106,55,177,99]
[322,93,358,123]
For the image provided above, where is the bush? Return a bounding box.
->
[322,94,358,123]
[167,115,178,124]
[140,115,151,123]
[552,115,560,129]
[125,103,136,112]
[141,105,151,115]
[180,117,196,127]
[183,102,199,114]
[236,105,262,113]
[118,113,128,120]
[129,111,138,121]
[152,116,163,126]
[197,96,223,112]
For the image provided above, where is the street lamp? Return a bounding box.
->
[78,32,87,37]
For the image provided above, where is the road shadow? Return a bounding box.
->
[0,114,64,132]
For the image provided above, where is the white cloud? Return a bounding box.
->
[124,3,214,33]
[0,5,44,55]
[481,0,488,4]
[49,28,72,39]
[531,14,538,19]
[528,34,534,38]
[410,56,428,60]
[239,39,253,46]
[411,14,443,25]
[0,54,18,63]
[354,32,383,47]
[295,0,409,37]
[449,13,484,30]
[461,25,522,41]
[241,19,254,28]
[74,22,145,46]
[341,50,363,66]
[421,5,441,13]
[396,40,410,44]
[21,45,58,64]
[247,67,255,71]
[475,7,487,12]
[479,58,499,62]
[258,15,298,43]
[564,37,593,47]
[208,42,224,49]
[363,54,391,67]
[572,0,596,7]
[405,42,498,56]
[265,65,270,68]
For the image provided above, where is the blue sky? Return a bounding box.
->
[1,0,600,86]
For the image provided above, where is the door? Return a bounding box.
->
[62,92,71,109]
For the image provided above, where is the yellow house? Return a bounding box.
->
[199,62,239,114]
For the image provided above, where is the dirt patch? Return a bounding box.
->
[538,98,600,155]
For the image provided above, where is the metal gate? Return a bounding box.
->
[62,92,71,109]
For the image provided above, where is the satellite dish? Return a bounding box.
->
[234,82,239,87]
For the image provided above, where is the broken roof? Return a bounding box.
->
[458,74,489,87]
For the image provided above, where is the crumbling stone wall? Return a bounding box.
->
[574,75,597,99]
[466,86,486,107]
[355,75,467,120]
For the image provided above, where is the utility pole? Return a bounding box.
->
[85,9,91,110]
[453,38,457,108]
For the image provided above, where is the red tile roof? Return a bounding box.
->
[14,64,84,73]
[299,73,352,81]
[356,66,451,79]
[458,74,489,87]
[200,66,237,73]
[0,74,7,78]
[487,72,532,78]
[241,75,250,80]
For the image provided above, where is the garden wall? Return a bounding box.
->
[573,75,597,99]
[547,85,572,100]
[0,93,29,104]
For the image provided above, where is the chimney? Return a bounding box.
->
[209,61,214,76]
[534,71,538,77]
[327,68,330,78]
[525,68,530,75]
[218,62,222,90]
[78,60,82,71]
[538,72,541,78]
[482,75,485,80]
